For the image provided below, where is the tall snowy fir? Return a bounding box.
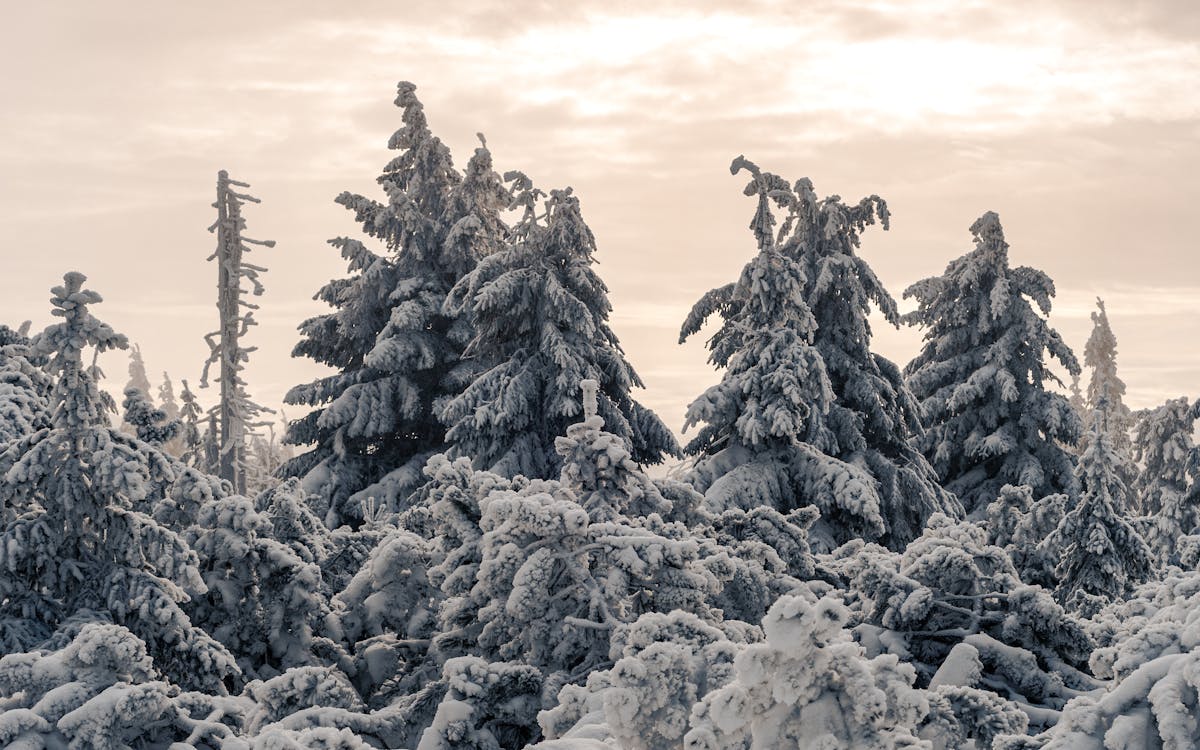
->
[681,158,956,549]
[201,170,276,495]
[679,158,884,548]
[0,273,237,689]
[903,212,1082,515]
[779,164,959,547]
[1045,397,1153,615]
[1133,397,1198,564]
[283,82,509,527]
[441,175,678,478]
[1079,298,1134,486]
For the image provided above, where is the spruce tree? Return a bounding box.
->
[903,212,1082,515]
[1043,398,1153,614]
[0,323,51,447]
[441,176,678,478]
[0,273,238,690]
[1079,298,1133,479]
[124,343,152,397]
[679,159,884,547]
[1133,397,1197,563]
[283,82,508,526]
[780,165,960,546]
[121,386,182,447]
[681,158,956,548]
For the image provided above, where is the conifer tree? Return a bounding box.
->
[283,82,509,527]
[1133,397,1197,563]
[780,164,960,546]
[201,170,276,495]
[178,378,204,466]
[0,323,51,447]
[1043,399,1153,614]
[1080,298,1133,477]
[158,372,180,421]
[681,158,956,548]
[0,273,238,690]
[121,386,182,447]
[441,175,678,479]
[679,159,883,547]
[904,212,1082,515]
[124,343,152,397]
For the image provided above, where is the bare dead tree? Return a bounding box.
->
[200,170,275,494]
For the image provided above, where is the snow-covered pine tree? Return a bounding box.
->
[201,170,276,495]
[159,372,180,421]
[779,163,960,547]
[1044,398,1153,614]
[177,378,205,467]
[121,386,182,447]
[124,342,152,397]
[903,211,1082,516]
[0,323,51,447]
[1080,299,1134,472]
[1133,397,1197,564]
[0,273,238,690]
[283,82,509,527]
[681,157,956,549]
[441,175,678,478]
[187,494,338,680]
[679,158,883,548]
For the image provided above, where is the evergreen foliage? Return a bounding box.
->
[122,385,182,447]
[442,177,678,478]
[0,323,51,447]
[904,211,1082,515]
[1045,402,1153,614]
[682,158,956,549]
[0,273,239,691]
[283,82,509,527]
[1133,397,1198,564]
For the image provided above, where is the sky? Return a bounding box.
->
[2,0,1198,450]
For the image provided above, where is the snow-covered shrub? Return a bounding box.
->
[0,622,244,748]
[415,657,543,750]
[188,495,339,680]
[537,610,741,750]
[685,594,929,748]
[830,513,1095,729]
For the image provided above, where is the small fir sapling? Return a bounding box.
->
[1043,401,1153,615]
[121,385,182,447]
[1131,397,1197,564]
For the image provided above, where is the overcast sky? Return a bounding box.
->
[2,1,1197,446]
